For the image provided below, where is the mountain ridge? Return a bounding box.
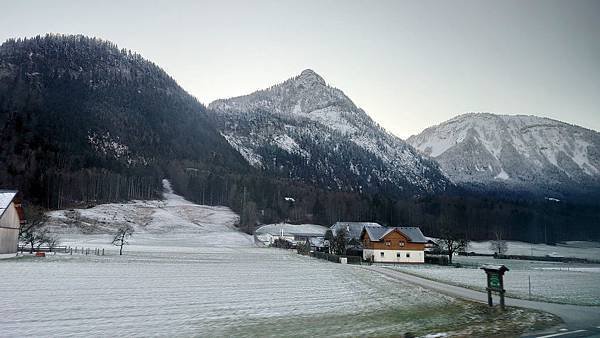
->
[407,112,600,196]
[209,69,451,196]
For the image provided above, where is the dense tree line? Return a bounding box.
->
[166,160,600,242]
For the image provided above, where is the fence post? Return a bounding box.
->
[102,248,104,256]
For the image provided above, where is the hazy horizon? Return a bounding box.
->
[1,0,599,138]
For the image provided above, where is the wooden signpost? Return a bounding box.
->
[480,264,509,310]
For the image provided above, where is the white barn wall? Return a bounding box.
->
[0,203,20,255]
[363,249,424,263]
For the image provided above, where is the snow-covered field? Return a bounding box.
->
[0,247,559,337]
[467,240,600,261]
[0,182,558,336]
[389,256,600,306]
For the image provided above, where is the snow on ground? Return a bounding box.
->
[0,182,558,336]
[46,179,254,249]
[0,248,557,337]
[388,256,600,306]
[467,240,600,261]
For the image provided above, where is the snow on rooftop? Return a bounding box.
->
[255,223,328,236]
[0,191,17,215]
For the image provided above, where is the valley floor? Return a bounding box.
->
[0,182,559,337]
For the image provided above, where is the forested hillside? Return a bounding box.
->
[0,34,248,208]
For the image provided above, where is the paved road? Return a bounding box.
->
[365,266,600,337]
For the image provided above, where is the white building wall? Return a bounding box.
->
[363,249,424,263]
[0,203,20,255]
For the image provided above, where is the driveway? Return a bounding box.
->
[365,266,600,333]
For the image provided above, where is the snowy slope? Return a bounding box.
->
[209,70,450,195]
[46,179,254,247]
[407,113,600,193]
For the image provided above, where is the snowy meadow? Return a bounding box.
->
[0,182,558,337]
[388,255,600,306]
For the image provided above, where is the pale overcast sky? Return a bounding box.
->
[1,0,599,138]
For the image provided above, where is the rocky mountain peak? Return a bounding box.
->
[295,69,326,86]
[209,71,451,195]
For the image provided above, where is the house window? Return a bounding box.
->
[385,240,391,246]
[380,252,384,257]
[396,253,401,258]
[399,241,405,247]
[406,253,411,258]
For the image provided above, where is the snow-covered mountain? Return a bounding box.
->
[407,113,600,194]
[209,69,450,195]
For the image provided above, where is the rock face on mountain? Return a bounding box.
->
[0,34,247,207]
[209,69,450,196]
[407,113,600,195]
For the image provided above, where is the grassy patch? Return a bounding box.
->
[217,302,560,337]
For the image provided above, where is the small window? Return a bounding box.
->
[380,252,384,257]
[385,240,391,246]
[399,241,405,247]
[396,252,401,258]
[406,253,411,258]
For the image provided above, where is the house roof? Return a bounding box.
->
[363,226,429,243]
[255,223,328,237]
[330,222,382,240]
[0,190,18,219]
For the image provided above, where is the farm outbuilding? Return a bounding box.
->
[330,222,382,242]
[254,223,328,248]
[0,191,25,257]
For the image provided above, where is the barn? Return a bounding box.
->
[0,191,25,257]
[361,226,428,263]
[254,223,328,249]
[330,222,382,242]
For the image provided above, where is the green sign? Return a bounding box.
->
[489,273,501,289]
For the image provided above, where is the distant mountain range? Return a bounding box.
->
[408,113,600,197]
[209,69,450,196]
[1,34,599,241]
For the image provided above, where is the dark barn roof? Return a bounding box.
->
[330,222,383,240]
[363,226,428,243]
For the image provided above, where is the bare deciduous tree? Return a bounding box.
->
[324,230,334,253]
[490,230,508,255]
[19,206,51,253]
[112,225,134,255]
[333,227,348,255]
[436,227,469,265]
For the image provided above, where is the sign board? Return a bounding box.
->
[488,272,501,290]
[480,264,509,310]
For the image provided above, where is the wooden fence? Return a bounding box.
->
[18,246,106,256]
